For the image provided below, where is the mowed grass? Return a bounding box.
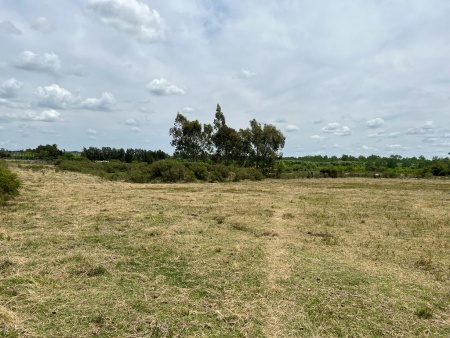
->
[1,164,450,337]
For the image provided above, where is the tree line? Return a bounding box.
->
[284,154,450,177]
[81,147,169,163]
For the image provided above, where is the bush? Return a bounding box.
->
[184,162,209,180]
[320,168,341,178]
[0,162,22,204]
[148,160,195,183]
[234,167,264,181]
[207,164,231,182]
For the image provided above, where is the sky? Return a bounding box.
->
[1,0,450,158]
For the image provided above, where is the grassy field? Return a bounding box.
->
[1,164,449,337]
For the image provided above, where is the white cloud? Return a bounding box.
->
[80,92,116,111]
[0,78,24,98]
[0,110,61,122]
[368,130,384,138]
[322,123,351,136]
[87,129,97,135]
[125,118,138,125]
[362,145,377,151]
[146,78,186,96]
[15,51,61,74]
[131,126,141,132]
[31,17,54,33]
[0,20,21,35]
[386,144,409,150]
[311,135,325,140]
[366,118,385,129]
[88,0,165,43]
[286,125,299,132]
[406,121,437,135]
[26,109,61,122]
[235,69,256,79]
[35,84,77,109]
[368,130,401,139]
[182,107,195,115]
[388,132,400,138]
[0,98,29,109]
[423,121,436,130]
[35,85,115,111]
[312,119,323,124]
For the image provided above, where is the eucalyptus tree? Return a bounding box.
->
[211,104,241,164]
[169,113,210,161]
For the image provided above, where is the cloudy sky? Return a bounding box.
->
[1,0,450,158]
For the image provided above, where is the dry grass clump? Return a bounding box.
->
[1,163,450,337]
[0,305,20,335]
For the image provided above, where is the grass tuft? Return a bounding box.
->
[415,305,433,319]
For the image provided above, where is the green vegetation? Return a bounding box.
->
[169,104,286,174]
[0,161,21,204]
[282,154,450,178]
[55,158,264,183]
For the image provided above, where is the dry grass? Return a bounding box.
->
[1,163,450,337]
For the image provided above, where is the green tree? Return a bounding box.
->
[245,119,286,173]
[211,104,242,163]
[33,144,63,160]
[169,113,209,161]
[0,148,11,158]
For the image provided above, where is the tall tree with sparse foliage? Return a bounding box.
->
[212,104,242,164]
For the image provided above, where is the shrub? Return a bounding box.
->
[148,160,195,183]
[207,164,231,182]
[234,167,264,181]
[320,168,341,178]
[184,162,209,180]
[0,162,22,204]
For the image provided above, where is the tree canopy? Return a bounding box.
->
[169,104,286,173]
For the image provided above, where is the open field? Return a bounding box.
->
[1,164,450,337]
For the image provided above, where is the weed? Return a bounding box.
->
[229,223,250,232]
[415,305,433,319]
[76,265,108,277]
[415,254,434,271]
[214,215,225,224]
[282,212,295,219]
[259,230,279,237]
[0,260,13,271]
